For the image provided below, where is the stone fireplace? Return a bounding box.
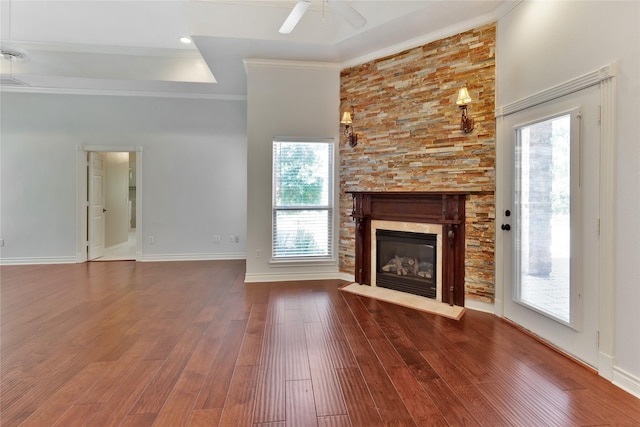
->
[347,191,466,306]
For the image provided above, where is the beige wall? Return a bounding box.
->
[497,0,640,393]
[244,60,341,282]
[0,93,247,262]
[339,24,496,303]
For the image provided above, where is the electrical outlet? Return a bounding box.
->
[213,235,221,243]
[0,239,4,247]
[234,235,240,243]
[148,236,155,244]
[256,249,261,258]
[229,235,235,243]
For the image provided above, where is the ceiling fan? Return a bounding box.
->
[279,0,367,34]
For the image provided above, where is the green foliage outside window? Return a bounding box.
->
[275,143,325,206]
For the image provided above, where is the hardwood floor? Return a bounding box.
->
[1,260,638,426]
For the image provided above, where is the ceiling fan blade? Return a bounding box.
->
[279,0,312,34]
[327,0,367,30]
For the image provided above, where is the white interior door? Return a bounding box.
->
[501,85,600,367]
[88,152,106,260]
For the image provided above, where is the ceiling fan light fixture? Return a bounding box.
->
[279,0,312,34]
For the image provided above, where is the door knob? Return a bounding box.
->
[501,224,511,231]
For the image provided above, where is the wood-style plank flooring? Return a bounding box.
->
[1,260,639,426]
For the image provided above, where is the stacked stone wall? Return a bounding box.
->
[339,23,496,303]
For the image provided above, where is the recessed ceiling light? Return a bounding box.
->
[1,46,28,62]
[180,37,192,44]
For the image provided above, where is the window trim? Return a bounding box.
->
[271,137,336,263]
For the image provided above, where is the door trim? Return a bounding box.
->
[76,145,143,263]
[496,63,617,378]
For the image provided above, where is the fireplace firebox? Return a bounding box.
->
[376,230,437,299]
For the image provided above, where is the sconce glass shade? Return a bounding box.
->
[340,111,353,124]
[456,87,472,105]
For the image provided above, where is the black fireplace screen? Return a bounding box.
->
[376,229,437,299]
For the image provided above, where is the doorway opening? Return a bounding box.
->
[77,146,142,263]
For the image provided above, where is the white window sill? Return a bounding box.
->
[269,257,337,268]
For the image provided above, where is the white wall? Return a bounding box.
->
[105,151,130,248]
[497,0,640,394]
[0,92,247,262]
[244,60,341,282]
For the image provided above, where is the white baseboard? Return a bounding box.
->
[598,351,615,381]
[613,366,640,399]
[492,297,504,317]
[141,252,245,262]
[244,271,349,283]
[1,253,247,265]
[464,298,495,314]
[336,272,355,282]
[0,256,77,265]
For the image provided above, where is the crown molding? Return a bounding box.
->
[341,15,502,70]
[0,84,247,101]
[244,58,341,74]
[13,41,201,59]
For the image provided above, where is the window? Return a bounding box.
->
[272,139,334,260]
[515,113,573,323]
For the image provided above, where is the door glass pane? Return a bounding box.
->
[515,114,571,323]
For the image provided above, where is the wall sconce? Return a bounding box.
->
[341,111,358,147]
[456,87,474,133]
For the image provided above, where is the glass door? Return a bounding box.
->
[501,85,600,367]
